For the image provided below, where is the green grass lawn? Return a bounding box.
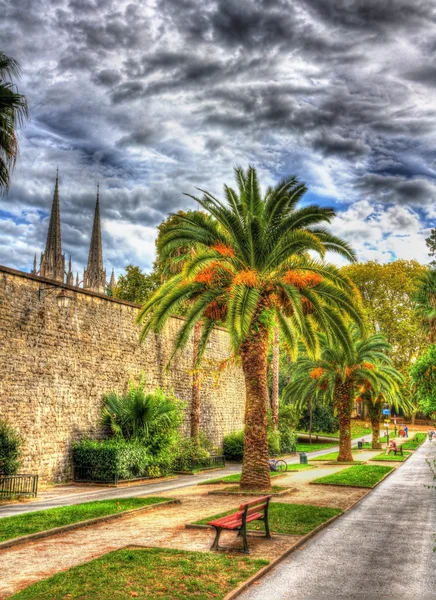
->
[312,465,393,488]
[370,451,411,462]
[296,442,337,453]
[309,450,359,461]
[199,464,314,486]
[10,547,268,600]
[297,422,372,440]
[194,502,341,536]
[0,498,168,543]
[401,433,427,450]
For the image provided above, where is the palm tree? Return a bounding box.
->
[284,330,394,461]
[270,325,280,430]
[358,363,406,449]
[138,166,363,490]
[415,269,436,342]
[0,52,28,193]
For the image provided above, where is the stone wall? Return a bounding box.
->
[0,266,246,481]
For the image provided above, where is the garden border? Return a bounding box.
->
[0,499,179,551]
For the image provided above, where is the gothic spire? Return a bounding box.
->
[83,184,106,293]
[108,268,116,293]
[39,169,65,282]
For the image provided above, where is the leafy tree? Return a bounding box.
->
[138,166,362,491]
[426,228,436,267]
[284,330,393,461]
[414,270,436,343]
[113,264,160,304]
[410,345,436,416]
[342,260,428,421]
[298,403,339,435]
[0,53,28,193]
[0,420,22,476]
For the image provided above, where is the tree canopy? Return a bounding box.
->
[113,264,160,304]
[409,344,436,416]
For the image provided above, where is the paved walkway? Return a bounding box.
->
[240,441,436,600]
[0,440,365,518]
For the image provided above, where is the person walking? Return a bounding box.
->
[404,425,409,438]
[428,429,433,441]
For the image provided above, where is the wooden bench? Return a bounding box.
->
[386,441,403,456]
[208,495,272,554]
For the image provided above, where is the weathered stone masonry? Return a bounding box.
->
[0,266,245,481]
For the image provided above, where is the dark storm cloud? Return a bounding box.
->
[1,0,436,272]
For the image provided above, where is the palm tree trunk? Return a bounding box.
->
[367,401,382,449]
[271,326,279,431]
[335,382,353,462]
[190,322,202,441]
[309,396,312,444]
[239,323,271,491]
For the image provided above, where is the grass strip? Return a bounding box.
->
[194,502,342,536]
[199,464,314,486]
[309,450,359,461]
[10,547,269,600]
[296,442,337,452]
[401,433,427,450]
[0,498,167,543]
[312,465,393,488]
[370,451,411,462]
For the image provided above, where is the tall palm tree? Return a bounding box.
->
[0,52,28,193]
[415,269,436,342]
[138,166,363,490]
[284,329,393,461]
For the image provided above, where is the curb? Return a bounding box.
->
[0,499,179,551]
[207,487,296,497]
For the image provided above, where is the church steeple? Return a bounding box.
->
[83,184,106,293]
[39,169,65,282]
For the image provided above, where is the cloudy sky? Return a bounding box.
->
[1,0,435,278]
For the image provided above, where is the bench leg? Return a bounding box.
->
[241,524,250,554]
[264,516,272,540]
[211,527,223,551]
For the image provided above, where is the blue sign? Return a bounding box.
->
[382,409,391,415]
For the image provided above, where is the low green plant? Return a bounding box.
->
[10,548,268,600]
[370,451,411,462]
[312,465,393,487]
[268,429,281,456]
[223,430,244,461]
[0,420,22,476]
[173,435,211,471]
[401,433,427,450]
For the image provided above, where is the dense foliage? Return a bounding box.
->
[0,420,22,476]
[297,403,339,434]
[223,430,244,461]
[414,270,436,343]
[410,344,436,415]
[113,265,160,305]
[173,435,211,471]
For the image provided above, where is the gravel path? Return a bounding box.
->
[239,441,436,600]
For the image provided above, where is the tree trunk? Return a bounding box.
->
[335,381,353,462]
[190,322,202,441]
[240,322,271,492]
[271,326,279,431]
[309,396,312,444]
[366,400,382,449]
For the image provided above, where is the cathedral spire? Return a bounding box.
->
[108,268,116,293]
[83,184,106,293]
[39,169,65,282]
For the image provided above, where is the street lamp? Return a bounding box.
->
[38,286,73,309]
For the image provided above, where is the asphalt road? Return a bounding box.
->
[0,440,363,518]
[239,440,436,600]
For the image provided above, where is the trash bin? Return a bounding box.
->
[357,441,363,449]
[299,452,308,465]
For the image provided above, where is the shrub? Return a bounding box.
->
[72,439,171,481]
[223,430,244,461]
[173,436,211,471]
[0,421,22,476]
[280,428,297,453]
[268,430,281,455]
[298,404,339,434]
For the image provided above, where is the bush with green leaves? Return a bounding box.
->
[173,435,211,471]
[72,439,173,481]
[297,403,339,434]
[410,344,436,416]
[101,383,183,456]
[223,430,244,461]
[0,421,22,476]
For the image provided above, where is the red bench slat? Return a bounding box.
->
[239,496,271,510]
[208,512,263,530]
